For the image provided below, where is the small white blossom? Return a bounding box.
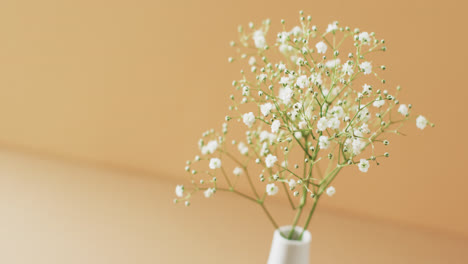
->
[266,183,279,196]
[295,75,310,89]
[248,56,256,65]
[360,123,370,134]
[290,26,302,36]
[209,158,222,169]
[373,99,385,108]
[233,167,243,176]
[328,117,340,130]
[260,103,274,117]
[358,32,370,44]
[277,32,289,44]
[352,138,365,155]
[253,30,266,48]
[265,154,278,168]
[398,104,409,116]
[416,115,428,130]
[201,140,218,155]
[310,73,322,85]
[362,84,371,93]
[279,87,294,105]
[317,117,328,131]
[358,159,370,172]
[243,112,256,127]
[294,131,302,139]
[271,120,281,133]
[278,63,286,70]
[342,61,354,75]
[315,41,327,54]
[260,142,269,156]
[298,121,308,130]
[319,136,330,149]
[279,76,290,85]
[326,21,338,33]
[204,188,215,198]
[325,58,341,68]
[288,179,297,188]
[259,130,276,143]
[326,186,336,197]
[238,142,249,155]
[175,185,184,197]
[360,61,372,75]
[296,57,304,66]
[329,106,344,118]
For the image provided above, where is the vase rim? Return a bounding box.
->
[274,225,312,244]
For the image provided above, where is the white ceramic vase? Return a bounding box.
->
[267,226,311,264]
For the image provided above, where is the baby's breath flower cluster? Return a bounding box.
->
[175,11,433,240]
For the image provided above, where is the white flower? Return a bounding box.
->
[296,57,304,66]
[342,61,354,75]
[277,32,289,44]
[298,121,308,130]
[317,117,328,131]
[319,136,330,149]
[326,186,336,197]
[271,120,281,133]
[294,131,302,139]
[238,142,249,155]
[253,30,266,48]
[326,21,338,33]
[329,106,344,118]
[360,123,370,134]
[315,41,327,54]
[373,99,385,108]
[175,185,184,197]
[278,63,286,70]
[209,158,222,169]
[204,188,215,198]
[248,56,256,65]
[291,26,302,36]
[201,140,218,155]
[358,32,370,44]
[352,138,365,155]
[279,87,293,105]
[398,104,409,116]
[259,74,267,81]
[233,167,243,176]
[288,179,297,188]
[295,75,310,89]
[242,112,256,127]
[416,115,428,130]
[328,117,340,130]
[310,73,322,85]
[260,102,274,117]
[266,183,279,196]
[325,58,341,68]
[360,61,372,75]
[260,142,269,156]
[362,84,371,93]
[265,154,278,168]
[279,44,289,54]
[358,159,370,172]
[357,106,370,121]
[279,76,290,85]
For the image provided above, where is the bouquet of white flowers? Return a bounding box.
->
[174,11,433,241]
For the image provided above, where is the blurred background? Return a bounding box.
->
[1,0,467,263]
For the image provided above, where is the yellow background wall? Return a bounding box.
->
[0,1,467,262]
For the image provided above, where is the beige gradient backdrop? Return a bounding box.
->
[0,0,467,263]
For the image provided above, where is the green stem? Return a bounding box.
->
[299,195,320,240]
[282,182,296,210]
